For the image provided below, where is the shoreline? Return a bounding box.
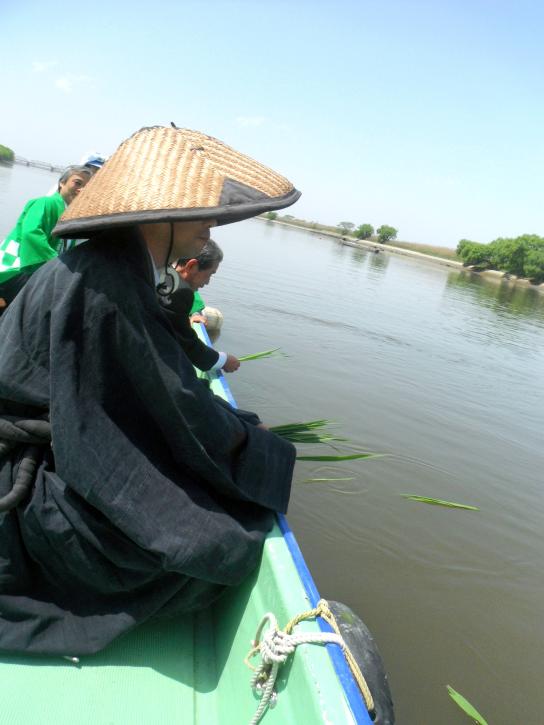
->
[257,217,544,293]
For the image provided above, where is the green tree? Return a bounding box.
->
[337,221,355,235]
[488,237,528,276]
[265,211,278,221]
[524,246,544,284]
[376,225,398,243]
[0,144,14,162]
[457,234,544,280]
[456,240,492,269]
[355,223,374,239]
[456,239,478,256]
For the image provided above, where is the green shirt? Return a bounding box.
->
[190,290,205,315]
[0,192,66,283]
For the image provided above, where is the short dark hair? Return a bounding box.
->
[177,238,223,270]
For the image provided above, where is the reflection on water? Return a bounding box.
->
[334,242,391,274]
[331,238,349,259]
[446,269,544,319]
[349,245,368,265]
[366,248,390,273]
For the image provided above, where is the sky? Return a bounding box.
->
[1,0,543,247]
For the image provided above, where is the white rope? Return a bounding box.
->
[247,612,344,725]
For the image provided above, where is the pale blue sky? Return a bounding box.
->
[1,0,542,246]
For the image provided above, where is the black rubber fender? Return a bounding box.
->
[328,600,395,724]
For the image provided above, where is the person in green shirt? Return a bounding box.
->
[187,271,224,334]
[166,239,239,373]
[0,164,92,312]
[189,288,206,320]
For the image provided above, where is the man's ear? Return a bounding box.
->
[176,258,198,275]
[185,259,200,273]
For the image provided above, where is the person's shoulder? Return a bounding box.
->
[61,235,154,295]
[30,240,147,309]
[21,193,63,214]
[61,236,126,273]
[42,192,64,210]
[160,282,194,317]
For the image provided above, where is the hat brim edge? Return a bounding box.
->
[53,189,302,238]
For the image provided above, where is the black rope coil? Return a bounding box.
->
[0,415,51,512]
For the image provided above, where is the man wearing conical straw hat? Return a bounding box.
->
[0,125,301,656]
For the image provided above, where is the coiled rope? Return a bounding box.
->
[0,415,51,511]
[245,598,375,725]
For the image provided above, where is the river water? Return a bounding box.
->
[2,163,544,724]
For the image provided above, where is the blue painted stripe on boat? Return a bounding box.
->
[277,514,373,724]
[205,340,373,724]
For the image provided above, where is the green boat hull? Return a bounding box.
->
[1,521,366,723]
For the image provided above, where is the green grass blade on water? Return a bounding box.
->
[272,419,329,428]
[274,430,347,444]
[402,495,479,511]
[272,420,377,461]
[270,428,347,443]
[270,420,347,444]
[238,347,281,362]
[301,477,356,484]
[270,419,332,434]
[286,434,347,444]
[296,453,377,462]
[447,685,488,725]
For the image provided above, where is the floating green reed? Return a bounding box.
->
[402,495,479,511]
[271,420,376,462]
[238,347,281,362]
[271,419,331,433]
[270,420,347,444]
[301,477,356,484]
[447,685,488,725]
[296,453,377,462]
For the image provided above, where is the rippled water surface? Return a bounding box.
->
[213,223,544,725]
[2,164,544,724]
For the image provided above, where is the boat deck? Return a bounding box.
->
[2,522,361,724]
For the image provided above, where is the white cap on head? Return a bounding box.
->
[80,151,106,169]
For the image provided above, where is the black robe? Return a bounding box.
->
[159,280,220,371]
[0,229,295,656]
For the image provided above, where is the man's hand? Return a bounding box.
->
[222,354,240,373]
[190,313,207,325]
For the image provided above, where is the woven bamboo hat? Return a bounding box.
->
[54,126,301,238]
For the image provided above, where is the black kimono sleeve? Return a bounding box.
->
[160,285,220,370]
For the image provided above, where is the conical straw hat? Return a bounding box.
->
[54,126,301,238]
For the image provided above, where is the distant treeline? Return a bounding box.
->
[263,211,339,235]
[457,235,544,284]
[0,144,14,162]
[263,212,544,283]
[341,222,398,244]
[263,213,398,243]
